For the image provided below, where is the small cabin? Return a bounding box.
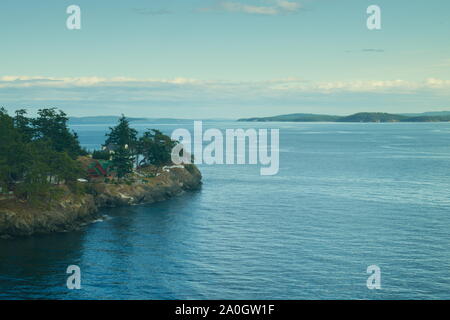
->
[87,160,114,178]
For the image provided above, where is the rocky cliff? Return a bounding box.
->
[0,165,202,238]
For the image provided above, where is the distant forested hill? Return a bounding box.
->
[403,115,450,122]
[336,113,407,122]
[69,116,147,124]
[401,111,450,117]
[238,112,450,123]
[238,113,342,122]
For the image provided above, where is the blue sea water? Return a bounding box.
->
[1,121,450,299]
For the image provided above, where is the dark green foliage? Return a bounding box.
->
[0,108,27,191]
[111,146,134,178]
[13,109,34,142]
[103,115,138,178]
[0,108,84,201]
[79,147,89,156]
[138,129,177,166]
[33,108,83,159]
[99,116,178,179]
[92,149,111,160]
[104,115,138,151]
[1,108,179,199]
[14,140,83,200]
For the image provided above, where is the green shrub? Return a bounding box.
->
[92,150,111,160]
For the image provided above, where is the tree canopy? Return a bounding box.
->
[138,129,177,166]
[104,115,138,150]
[103,116,178,178]
[0,108,84,200]
[1,109,182,200]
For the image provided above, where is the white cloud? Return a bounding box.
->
[425,78,450,88]
[0,76,203,89]
[1,76,449,117]
[1,76,450,94]
[263,78,450,94]
[201,0,302,15]
[276,0,301,12]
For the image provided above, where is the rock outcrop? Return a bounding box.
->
[0,165,202,238]
[93,165,202,207]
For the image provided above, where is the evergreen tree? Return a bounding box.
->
[104,115,139,176]
[111,146,134,178]
[138,129,177,166]
[0,109,28,190]
[92,149,111,160]
[33,108,83,159]
[13,109,34,143]
[0,108,84,200]
[104,115,138,150]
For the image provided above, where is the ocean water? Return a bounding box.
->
[1,121,450,299]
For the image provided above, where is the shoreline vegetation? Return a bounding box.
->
[238,111,450,122]
[0,108,201,238]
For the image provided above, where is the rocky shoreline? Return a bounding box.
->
[0,165,202,238]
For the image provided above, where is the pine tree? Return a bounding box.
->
[33,108,83,159]
[138,129,177,166]
[104,115,138,150]
[104,115,139,172]
[111,146,134,178]
[13,109,34,143]
[1,108,84,200]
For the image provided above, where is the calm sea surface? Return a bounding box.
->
[1,121,449,299]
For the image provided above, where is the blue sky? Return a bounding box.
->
[0,0,449,118]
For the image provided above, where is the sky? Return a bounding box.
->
[0,0,449,118]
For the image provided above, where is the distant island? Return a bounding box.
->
[238,111,450,123]
[68,116,195,125]
[68,116,148,124]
